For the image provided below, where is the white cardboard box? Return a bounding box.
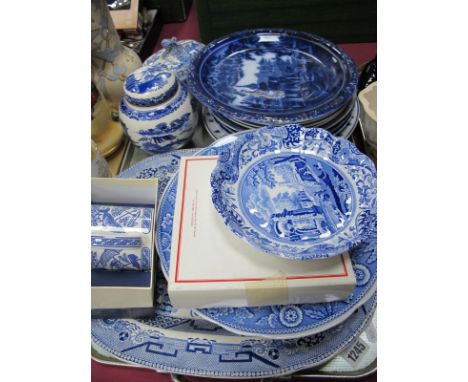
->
[91,177,158,309]
[168,157,356,308]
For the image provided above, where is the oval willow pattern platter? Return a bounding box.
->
[91,291,376,378]
[118,148,200,207]
[93,307,377,376]
[211,125,377,260]
[187,29,358,125]
[156,132,377,339]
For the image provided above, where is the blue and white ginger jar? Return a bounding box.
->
[119,65,198,154]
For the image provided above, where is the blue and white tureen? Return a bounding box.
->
[144,37,205,85]
[211,125,377,260]
[119,64,198,154]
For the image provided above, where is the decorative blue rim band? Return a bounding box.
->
[91,293,376,378]
[120,85,188,121]
[125,81,179,107]
[91,236,142,248]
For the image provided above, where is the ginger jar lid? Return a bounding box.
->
[124,64,177,107]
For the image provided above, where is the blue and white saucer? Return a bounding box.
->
[92,274,376,378]
[211,125,377,260]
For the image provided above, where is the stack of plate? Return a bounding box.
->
[188,29,360,141]
[91,129,377,378]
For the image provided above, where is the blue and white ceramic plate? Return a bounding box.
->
[91,284,376,378]
[195,237,376,339]
[155,133,377,339]
[221,97,354,131]
[203,99,359,142]
[94,313,378,377]
[330,99,360,138]
[202,107,230,140]
[188,29,358,125]
[93,305,378,376]
[118,149,199,207]
[211,111,248,132]
[211,125,377,260]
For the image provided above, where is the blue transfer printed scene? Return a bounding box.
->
[239,154,354,243]
[125,67,171,95]
[198,33,349,115]
[91,204,154,270]
[91,247,151,271]
[91,204,153,234]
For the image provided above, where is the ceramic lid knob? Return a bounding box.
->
[161,37,181,51]
[123,64,177,107]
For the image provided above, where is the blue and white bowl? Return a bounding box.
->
[210,125,377,260]
[119,65,198,154]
